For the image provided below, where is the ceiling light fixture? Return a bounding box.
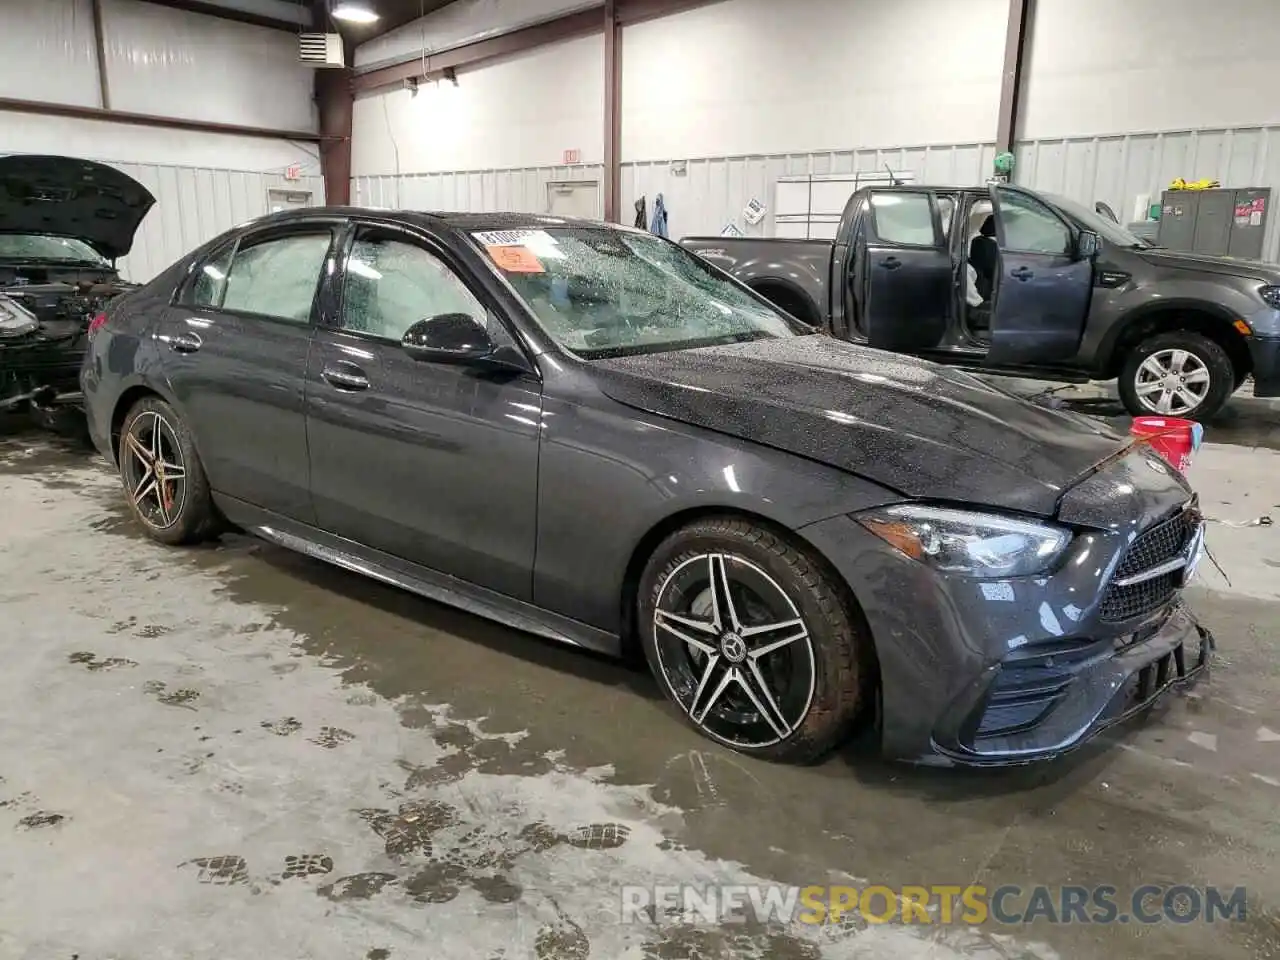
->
[332,2,380,24]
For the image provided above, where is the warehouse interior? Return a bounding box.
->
[2,0,1280,958]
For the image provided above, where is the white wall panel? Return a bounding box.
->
[0,0,99,105]
[354,0,597,70]
[621,0,1006,164]
[1022,0,1280,141]
[0,112,319,173]
[622,144,997,239]
[353,163,602,213]
[1014,126,1280,262]
[351,34,603,177]
[101,0,316,131]
[117,163,323,283]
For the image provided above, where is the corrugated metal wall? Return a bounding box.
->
[117,164,325,283]
[1014,126,1280,261]
[349,124,1280,261]
[622,144,998,238]
[352,164,603,213]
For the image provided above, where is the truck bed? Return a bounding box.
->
[680,236,833,326]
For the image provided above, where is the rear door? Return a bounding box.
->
[159,222,338,522]
[858,190,953,351]
[986,186,1094,365]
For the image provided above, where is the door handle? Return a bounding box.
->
[880,256,903,270]
[1010,266,1035,281]
[160,331,202,353]
[322,366,369,391]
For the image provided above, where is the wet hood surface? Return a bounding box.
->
[592,336,1127,516]
[1135,247,1280,282]
[0,155,155,260]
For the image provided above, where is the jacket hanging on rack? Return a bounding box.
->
[634,196,647,229]
[649,193,669,238]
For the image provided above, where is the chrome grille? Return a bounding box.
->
[1099,504,1200,622]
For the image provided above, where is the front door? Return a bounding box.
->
[305,223,542,600]
[157,224,338,521]
[858,191,953,351]
[986,186,1094,365]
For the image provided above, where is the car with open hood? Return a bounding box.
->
[0,155,154,428]
[81,209,1212,766]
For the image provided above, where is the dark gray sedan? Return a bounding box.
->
[80,209,1213,766]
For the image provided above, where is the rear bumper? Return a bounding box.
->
[1247,335,1280,397]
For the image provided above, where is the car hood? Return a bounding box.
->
[0,155,155,260]
[1135,246,1280,281]
[591,336,1127,517]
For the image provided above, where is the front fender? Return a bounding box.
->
[1089,278,1257,369]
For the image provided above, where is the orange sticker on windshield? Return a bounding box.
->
[486,244,545,273]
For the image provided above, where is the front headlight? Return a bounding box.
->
[1260,285,1280,310]
[856,504,1072,578]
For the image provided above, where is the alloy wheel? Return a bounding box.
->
[1134,348,1212,415]
[652,553,816,749]
[122,410,188,530]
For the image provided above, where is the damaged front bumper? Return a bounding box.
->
[928,602,1213,767]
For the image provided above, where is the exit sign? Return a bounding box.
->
[285,163,302,181]
[563,149,581,165]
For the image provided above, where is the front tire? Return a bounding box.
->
[637,517,866,764]
[118,396,218,545]
[1118,331,1235,421]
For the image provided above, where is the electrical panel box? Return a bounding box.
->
[1157,187,1270,258]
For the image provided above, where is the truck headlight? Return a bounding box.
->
[857,504,1072,578]
[1260,285,1280,310]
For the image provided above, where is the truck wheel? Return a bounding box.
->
[1118,331,1235,421]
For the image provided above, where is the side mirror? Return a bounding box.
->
[402,313,495,364]
[1077,230,1101,261]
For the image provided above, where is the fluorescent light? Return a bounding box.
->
[332,3,379,23]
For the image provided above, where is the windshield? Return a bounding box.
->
[470,226,803,358]
[0,233,109,264]
[1040,193,1150,248]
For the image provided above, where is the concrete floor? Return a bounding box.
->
[1,390,1278,960]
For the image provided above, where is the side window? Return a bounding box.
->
[187,243,234,308]
[339,232,485,341]
[869,193,938,246]
[996,190,1073,256]
[220,232,332,323]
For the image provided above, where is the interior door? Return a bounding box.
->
[860,191,952,351]
[158,225,337,522]
[305,224,542,601]
[986,187,1094,365]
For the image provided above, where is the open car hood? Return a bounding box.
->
[591,336,1127,517]
[0,155,155,260]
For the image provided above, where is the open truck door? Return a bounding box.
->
[985,185,1096,365]
[855,190,952,352]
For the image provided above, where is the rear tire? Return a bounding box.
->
[637,517,866,764]
[1118,330,1235,421]
[118,396,219,546]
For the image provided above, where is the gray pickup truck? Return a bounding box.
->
[683,183,1280,421]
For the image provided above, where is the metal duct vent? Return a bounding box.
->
[299,33,345,68]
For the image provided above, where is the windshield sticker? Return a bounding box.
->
[485,244,545,274]
[472,229,557,247]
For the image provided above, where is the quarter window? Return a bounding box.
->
[870,193,938,246]
[996,190,1073,256]
[188,244,234,308]
[339,233,485,341]
[219,233,332,323]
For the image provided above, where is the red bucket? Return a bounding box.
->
[1130,416,1203,474]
